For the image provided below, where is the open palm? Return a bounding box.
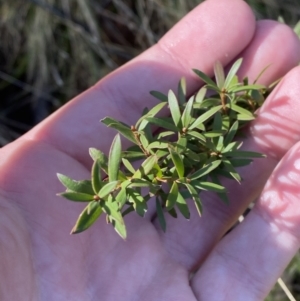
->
[2,0,300,300]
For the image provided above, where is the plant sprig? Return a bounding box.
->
[57,58,275,239]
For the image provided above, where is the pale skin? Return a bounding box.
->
[1,0,300,300]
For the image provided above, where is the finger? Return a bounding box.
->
[191,141,300,301]
[155,21,300,270]
[23,0,256,167]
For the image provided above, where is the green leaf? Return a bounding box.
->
[181,96,194,128]
[150,90,168,102]
[169,149,184,178]
[224,58,243,89]
[122,158,136,174]
[176,135,187,152]
[191,181,226,193]
[166,182,179,210]
[58,191,94,202]
[222,141,242,153]
[101,196,125,229]
[71,201,103,234]
[115,182,129,207]
[156,131,175,139]
[193,69,219,90]
[167,207,178,218]
[185,183,202,216]
[136,102,167,129]
[178,77,187,105]
[168,90,182,129]
[195,87,207,103]
[57,174,94,195]
[214,61,225,89]
[89,148,108,172]
[122,151,145,160]
[189,105,223,129]
[229,84,265,93]
[187,131,206,142]
[185,149,201,162]
[127,189,148,217]
[146,117,178,132]
[107,123,137,144]
[147,141,169,150]
[222,159,241,183]
[197,98,221,108]
[101,117,136,144]
[91,160,103,194]
[223,150,265,158]
[210,174,229,204]
[98,181,119,198]
[203,130,225,138]
[237,114,256,121]
[227,104,254,117]
[224,121,239,146]
[190,160,222,180]
[101,116,128,127]
[230,158,253,167]
[128,178,155,188]
[132,155,157,178]
[108,134,122,182]
[176,191,190,219]
[156,198,166,232]
[111,219,127,240]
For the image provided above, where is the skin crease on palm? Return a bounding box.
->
[2,0,300,300]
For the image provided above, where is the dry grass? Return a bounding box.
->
[0,0,300,299]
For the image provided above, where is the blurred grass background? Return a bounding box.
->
[1,0,300,299]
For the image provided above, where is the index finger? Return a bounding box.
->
[22,0,256,167]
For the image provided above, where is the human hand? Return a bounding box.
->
[1,0,300,300]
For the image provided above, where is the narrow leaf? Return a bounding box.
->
[181,96,194,128]
[214,61,225,88]
[195,87,207,103]
[91,160,103,194]
[89,148,108,168]
[166,182,179,210]
[224,121,239,146]
[147,141,169,150]
[169,149,184,178]
[98,181,119,199]
[57,174,94,195]
[193,69,219,89]
[189,105,223,129]
[185,183,202,216]
[122,158,136,174]
[156,198,166,232]
[136,102,167,129]
[150,90,168,102]
[187,131,206,142]
[224,58,243,89]
[222,159,242,183]
[58,192,94,202]
[111,219,127,240]
[132,155,157,178]
[176,191,190,219]
[192,181,226,193]
[106,123,137,144]
[223,150,266,158]
[190,160,222,180]
[227,104,254,117]
[229,84,265,93]
[71,201,103,234]
[108,134,122,182]
[178,77,187,105]
[146,117,178,132]
[168,90,182,128]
